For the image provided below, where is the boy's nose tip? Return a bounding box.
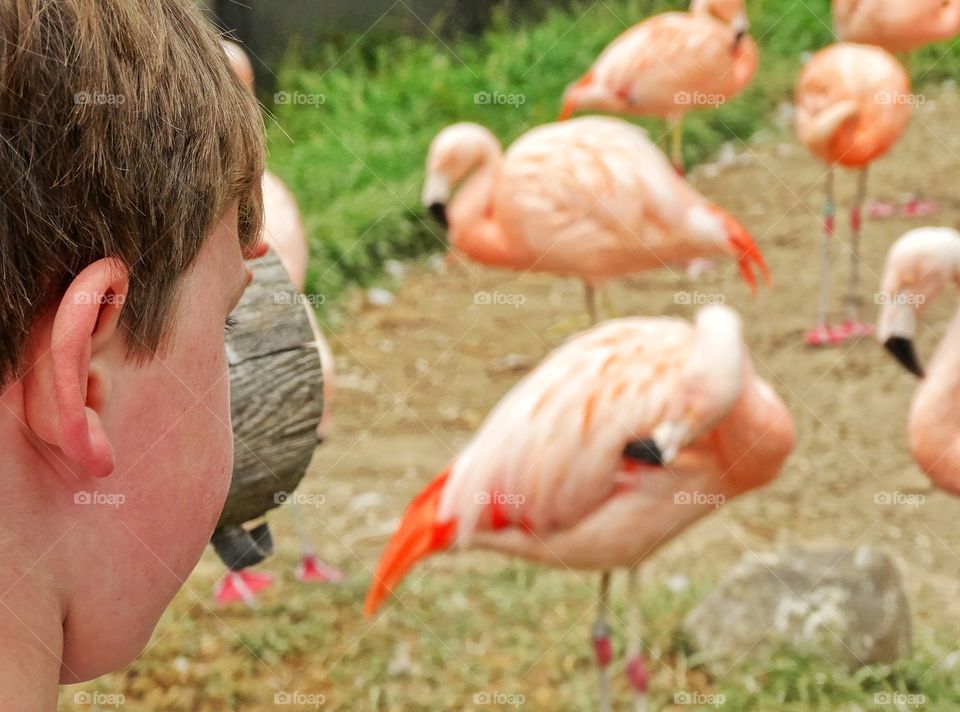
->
[245,239,269,260]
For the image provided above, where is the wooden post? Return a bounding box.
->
[211,250,324,569]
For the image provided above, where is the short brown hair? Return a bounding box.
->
[0,0,264,387]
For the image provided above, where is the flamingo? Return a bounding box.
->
[877,227,960,493]
[558,0,757,174]
[216,40,343,606]
[833,0,958,219]
[364,305,795,712]
[833,0,960,54]
[794,42,912,347]
[223,40,310,292]
[423,116,769,324]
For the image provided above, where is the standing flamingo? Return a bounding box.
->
[794,43,912,347]
[423,117,769,324]
[223,40,311,291]
[365,305,795,712]
[559,0,757,174]
[833,0,959,219]
[216,40,343,606]
[878,228,960,492]
[833,0,960,54]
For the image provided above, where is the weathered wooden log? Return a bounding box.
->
[210,249,323,568]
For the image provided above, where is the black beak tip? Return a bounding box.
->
[623,439,665,467]
[884,337,925,379]
[428,202,448,228]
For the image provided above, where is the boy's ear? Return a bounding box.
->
[23,258,130,479]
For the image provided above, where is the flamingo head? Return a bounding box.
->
[422,123,501,229]
[877,228,960,378]
[559,73,624,120]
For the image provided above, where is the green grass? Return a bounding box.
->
[62,559,960,710]
[263,0,960,316]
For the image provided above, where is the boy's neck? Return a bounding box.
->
[0,383,67,709]
[0,571,63,710]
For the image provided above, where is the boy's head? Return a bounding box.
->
[0,0,264,684]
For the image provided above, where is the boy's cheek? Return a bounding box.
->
[115,342,234,539]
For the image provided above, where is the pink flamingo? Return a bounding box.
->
[423,117,769,323]
[261,170,312,293]
[794,43,911,347]
[834,0,958,219]
[223,40,311,292]
[216,40,343,606]
[364,305,795,712]
[559,0,757,173]
[877,227,960,492]
[834,0,960,54]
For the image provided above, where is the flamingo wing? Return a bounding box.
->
[588,14,757,114]
[494,117,697,277]
[795,44,911,167]
[438,317,696,540]
[834,0,960,52]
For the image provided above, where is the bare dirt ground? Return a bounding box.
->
[62,87,960,711]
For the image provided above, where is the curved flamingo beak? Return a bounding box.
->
[732,14,749,49]
[884,337,924,378]
[713,207,770,293]
[559,73,594,120]
[422,173,451,229]
[428,202,448,227]
[878,299,924,377]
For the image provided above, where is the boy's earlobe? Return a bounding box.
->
[23,259,130,479]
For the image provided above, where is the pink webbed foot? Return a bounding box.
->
[834,319,873,342]
[295,554,345,583]
[902,196,940,218]
[214,569,275,608]
[805,324,844,347]
[867,199,897,220]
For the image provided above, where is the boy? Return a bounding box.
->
[0,0,265,706]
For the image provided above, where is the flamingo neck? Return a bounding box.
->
[688,1,739,29]
[449,153,527,267]
[449,152,499,231]
[910,306,960,492]
[711,374,793,495]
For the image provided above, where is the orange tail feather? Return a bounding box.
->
[363,469,456,616]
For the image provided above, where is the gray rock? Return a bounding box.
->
[683,547,911,676]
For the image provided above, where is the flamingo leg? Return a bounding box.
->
[670,118,684,176]
[625,565,648,712]
[584,280,598,325]
[592,570,613,712]
[289,503,344,583]
[600,288,618,320]
[806,167,838,347]
[841,166,872,340]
